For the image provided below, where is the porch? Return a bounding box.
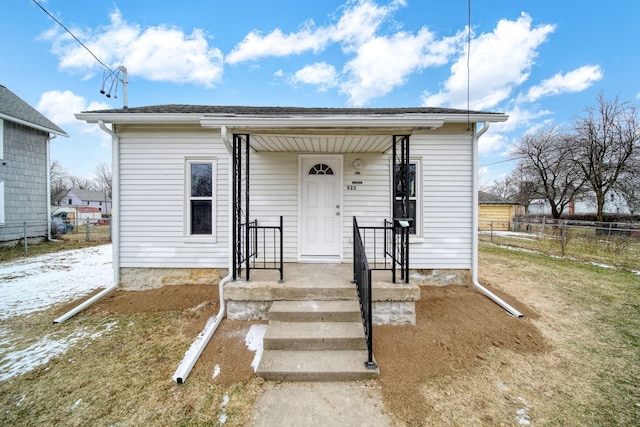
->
[225,262,419,381]
[224,262,420,324]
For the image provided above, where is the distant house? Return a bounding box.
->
[0,85,67,243]
[59,188,112,215]
[478,191,522,230]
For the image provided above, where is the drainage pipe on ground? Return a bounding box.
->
[54,120,121,324]
[472,122,523,318]
[172,126,234,384]
[54,285,118,324]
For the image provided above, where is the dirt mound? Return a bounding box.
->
[375,285,547,424]
[60,282,546,423]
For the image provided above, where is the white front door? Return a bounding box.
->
[299,155,342,260]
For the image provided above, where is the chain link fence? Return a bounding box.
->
[0,217,111,254]
[479,218,640,271]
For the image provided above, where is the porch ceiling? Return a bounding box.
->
[248,133,395,153]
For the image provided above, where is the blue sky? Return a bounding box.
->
[2,0,638,184]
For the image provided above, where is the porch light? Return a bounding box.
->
[353,159,364,169]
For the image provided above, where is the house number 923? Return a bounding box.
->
[346,185,357,190]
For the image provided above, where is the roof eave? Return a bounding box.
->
[75,111,508,128]
[1,113,69,137]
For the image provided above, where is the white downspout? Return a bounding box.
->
[172,127,233,384]
[472,122,523,318]
[54,121,119,323]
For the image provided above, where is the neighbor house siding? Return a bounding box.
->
[117,125,229,268]
[0,121,48,241]
[479,205,515,230]
[412,128,473,269]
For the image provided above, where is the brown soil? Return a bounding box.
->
[66,282,547,425]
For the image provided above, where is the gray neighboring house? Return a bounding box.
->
[0,85,67,243]
[58,188,112,215]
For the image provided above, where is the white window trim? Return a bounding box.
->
[391,158,422,240]
[184,158,217,241]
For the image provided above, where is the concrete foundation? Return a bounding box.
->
[118,267,224,290]
[409,268,471,287]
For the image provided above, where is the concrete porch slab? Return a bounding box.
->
[224,263,420,324]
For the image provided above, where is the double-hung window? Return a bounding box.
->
[187,159,216,237]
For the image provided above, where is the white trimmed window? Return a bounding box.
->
[186,159,216,237]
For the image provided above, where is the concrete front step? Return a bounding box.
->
[257,350,379,381]
[269,300,362,323]
[263,321,367,351]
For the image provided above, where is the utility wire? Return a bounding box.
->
[32,0,112,72]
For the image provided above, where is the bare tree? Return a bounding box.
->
[50,160,69,204]
[94,163,112,199]
[572,94,640,221]
[69,175,97,190]
[512,128,586,218]
[488,163,543,213]
[615,153,640,214]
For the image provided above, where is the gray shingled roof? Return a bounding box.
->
[479,191,518,205]
[0,85,67,136]
[84,104,502,116]
[69,188,111,202]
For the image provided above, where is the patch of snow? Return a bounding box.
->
[245,324,267,372]
[515,397,532,425]
[218,393,229,425]
[0,320,117,382]
[212,364,221,379]
[72,399,82,408]
[218,413,227,424]
[221,393,229,406]
[0,245,113,320]
[496,382,508,392]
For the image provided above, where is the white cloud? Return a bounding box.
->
[226,0,404,64]
[522,65,603,102]
[341,28,460,106]
[422,13,555,110]
[290,62,338,91]
[478,130,508,156]
[42,9,223,88]
[37,89,111,154]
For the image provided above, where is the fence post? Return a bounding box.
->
[23,222,28,254]
[86,221,90,241]
[490,221,494,243]
[542,216,546,235]
[561,220,567,257]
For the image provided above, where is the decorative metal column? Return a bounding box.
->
[392,135,411,283]
[232,134,250,281]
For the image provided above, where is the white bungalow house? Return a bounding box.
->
[76,105,515,381]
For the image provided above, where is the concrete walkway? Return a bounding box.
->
[251,381,392,426]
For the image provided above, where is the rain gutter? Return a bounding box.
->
[471,122,523,318]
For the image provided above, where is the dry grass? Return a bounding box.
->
[417,244,640,426]
[0,302,263,426]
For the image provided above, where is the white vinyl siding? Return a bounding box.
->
[118,126,229,268]
[342,153,392,262]
[0,181,4,224]
[412,132,473,269]
[249,152,299,262]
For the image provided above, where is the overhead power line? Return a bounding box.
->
[32,0,112,72]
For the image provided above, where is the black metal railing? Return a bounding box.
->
[237,216,284,282]
[353,217,377,370]
[355,218,410,283]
